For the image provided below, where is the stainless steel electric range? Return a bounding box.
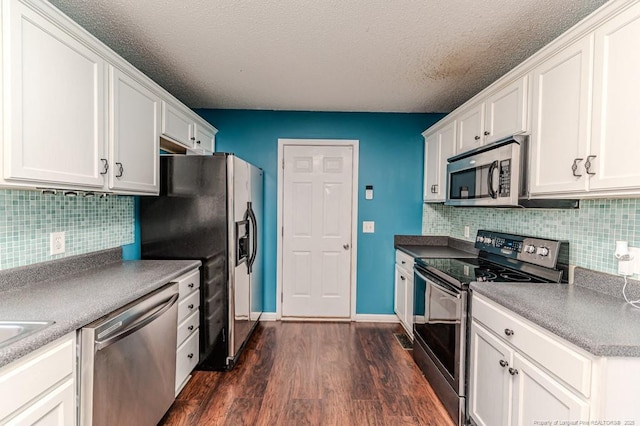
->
[412,230,569,425]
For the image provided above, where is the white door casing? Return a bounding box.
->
[277,139,358,319]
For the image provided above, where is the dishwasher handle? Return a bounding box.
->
[95,293,179,351]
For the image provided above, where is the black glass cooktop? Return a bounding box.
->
[416,257,550,285]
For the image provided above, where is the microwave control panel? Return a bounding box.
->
[498,159,511,197]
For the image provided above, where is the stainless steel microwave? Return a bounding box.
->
[445,136,525,207]
[445,136,578,208]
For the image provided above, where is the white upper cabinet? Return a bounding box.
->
[2,0,107,189]
[108,67,160,194]
[423,120,455,202]
[589,2,640,192]
[193,121,216,153]
[529,36,594,195]
[454,75,528,155]
[484,76,528,144]
[0,0,218,194]
[161,101,194,149]
[456,102,485,154]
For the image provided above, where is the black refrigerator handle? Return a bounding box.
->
[247,202,258,273]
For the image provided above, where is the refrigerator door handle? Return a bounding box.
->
[247,202,258,273]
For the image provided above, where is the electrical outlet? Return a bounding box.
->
[50,232,65,255]
[464,226,470,238]
[362,221,375,233]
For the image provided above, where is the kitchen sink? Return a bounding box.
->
[0,321,54,348]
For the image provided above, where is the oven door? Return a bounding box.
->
[445,139,521,207]
[413,266,467,394]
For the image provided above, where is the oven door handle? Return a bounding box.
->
[415,270,461,299]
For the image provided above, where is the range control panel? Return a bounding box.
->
[475,230,566,269]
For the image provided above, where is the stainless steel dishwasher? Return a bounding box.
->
[79,283,179,426]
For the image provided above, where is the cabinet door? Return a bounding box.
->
[109,67,160,194]
[161,101,193,148]
[423,132,440,202]
[484,76,528,144]
[4,1,106,188]
[404,274,414,338]
[394,264,406,325]
[193,123,216,152]
[529,36,594,195]
[456,102,484,154]
[511,352,589,425]
[469,321,513,426]
[5,378,75,426]
[589,2,640,192]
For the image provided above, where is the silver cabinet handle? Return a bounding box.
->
[188,283,195,288]
[433,184,438,193]
[115,162,124,178]
[188,304,194,310]
[400,276,406,281]
[401,260,406,264]
[196,140,201,145]
[187,353,194,359]
[190,137,196,141]
[499,359,509,368]
[100,159,109,175]
[484,131,490,136]
[571,158,583,177]
[188,325,194,331]
[504,328,514,336]
[343,243,350,250]
[474,135,481,140]
[585,155,597,176]
[508,367,519,376]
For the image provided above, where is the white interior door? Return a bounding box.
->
[282,144,354,318]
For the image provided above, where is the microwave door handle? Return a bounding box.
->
[488,160,498,199]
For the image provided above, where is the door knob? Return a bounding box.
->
[343,244,350,250]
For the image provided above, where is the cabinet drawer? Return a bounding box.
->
[0,334,74,421]
[472,295,592,397]
[395,250,415,271]
[177,309,199,348]
[178,289,200,323]
[176,269,200,300]
[176,329,199,394]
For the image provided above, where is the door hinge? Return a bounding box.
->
[281,226,284,237]
[281,292,283,303]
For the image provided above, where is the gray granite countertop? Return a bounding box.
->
[0,259,200,368]
[471,282,640,357]
[397,245,478,259]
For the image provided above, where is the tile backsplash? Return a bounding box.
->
[0,190,134,270]
[423,198,640,278]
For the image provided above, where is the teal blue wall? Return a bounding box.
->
[196,110,444,314]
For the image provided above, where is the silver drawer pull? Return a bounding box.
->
[499,359,508,368]
[504,328,514,336]
[508,367,519,376]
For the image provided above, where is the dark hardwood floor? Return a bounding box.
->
[160,322,455,426]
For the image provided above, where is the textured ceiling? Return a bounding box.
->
[49,0,608,113]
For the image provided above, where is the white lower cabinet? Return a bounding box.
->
[511,352,590,425]
[470,293,640,425]
[394,250,414,337]
[0,333,76,426]
[174,268,201,396]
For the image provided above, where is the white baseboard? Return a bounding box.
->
[259,312,278,321]
[260,313,400,323]
[354,314,400,323]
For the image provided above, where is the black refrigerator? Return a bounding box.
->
[139,153,263,370]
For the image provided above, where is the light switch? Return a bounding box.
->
[362,221,375,233]
[365,185,373,200]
